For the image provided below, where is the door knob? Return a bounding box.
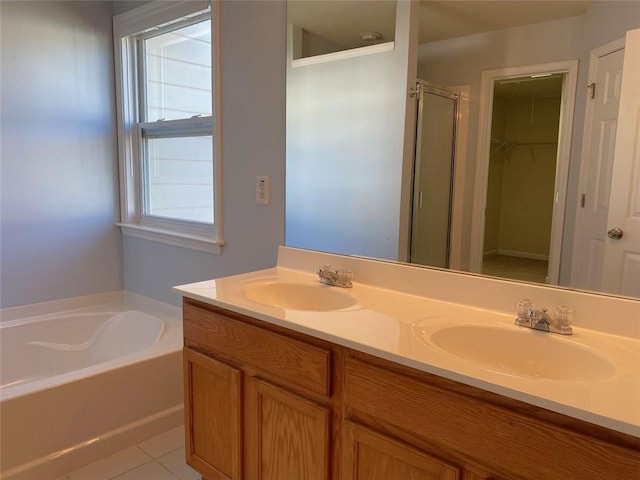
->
[607,227,624,239]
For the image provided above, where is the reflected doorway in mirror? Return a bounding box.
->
[470,60,579,287]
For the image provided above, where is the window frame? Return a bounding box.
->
[113,0,223,253]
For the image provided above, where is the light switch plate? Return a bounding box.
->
[256,176,270,205]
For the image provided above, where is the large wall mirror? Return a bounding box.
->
[285,0,640,299]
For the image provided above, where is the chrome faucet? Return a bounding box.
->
[515,300,573,335]
[316,265,353,288]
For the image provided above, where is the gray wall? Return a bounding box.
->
[0,1,122,308]
[1,0,286,308]
[113,1,150,15]
[286,2,416,261]
[286,46,408,260]
[121,0,286,305]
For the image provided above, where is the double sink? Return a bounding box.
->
[241,280,616,382]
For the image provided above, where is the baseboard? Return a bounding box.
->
[484,250,549,261]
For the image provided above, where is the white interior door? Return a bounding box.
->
[571,41,625,290]
[601,28,640,297]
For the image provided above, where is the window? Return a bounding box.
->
[114,1,222,253]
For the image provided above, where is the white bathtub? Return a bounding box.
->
[0,292,184,480]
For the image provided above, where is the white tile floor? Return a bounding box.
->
[53,427,201,480]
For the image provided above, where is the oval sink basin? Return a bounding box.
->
[415,324,616,381]
[242,282,357,311]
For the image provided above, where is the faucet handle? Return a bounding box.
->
[554,305,574,332]
[336,268,353,286]
[516,299,533,323]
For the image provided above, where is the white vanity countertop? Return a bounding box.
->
[173,249,640,438]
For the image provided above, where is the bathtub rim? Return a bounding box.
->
[1,291,125,324]
[0,291,182,402]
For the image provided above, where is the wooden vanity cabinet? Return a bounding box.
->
[183,299,334,480]
[182,299,640,480]
[343,352,640,480]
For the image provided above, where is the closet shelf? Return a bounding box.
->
[490,138,558,158]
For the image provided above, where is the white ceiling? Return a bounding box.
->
[287,1,594,48]
[419,0,593,43]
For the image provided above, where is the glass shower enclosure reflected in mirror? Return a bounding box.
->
[410,82,458,269]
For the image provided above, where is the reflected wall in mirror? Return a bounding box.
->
[287,0,396,59]
[285,0,640,299]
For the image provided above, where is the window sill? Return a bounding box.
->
[117,223,223,254]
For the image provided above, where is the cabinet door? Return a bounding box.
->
[184,348,242,480]
[245,378,330,480]
[343,421,460,480]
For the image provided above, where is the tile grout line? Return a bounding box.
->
[154,458,181,480]
[107,457,162,480]
[61,431,189,480]
[74,446,152,480]
[109,444,160,480]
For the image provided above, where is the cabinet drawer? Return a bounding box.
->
[184,302,331,397]
[344,357,640,480]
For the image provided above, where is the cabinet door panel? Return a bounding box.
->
[343,421,460,480]
[246,378,330,480]
[184,348,242,480]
